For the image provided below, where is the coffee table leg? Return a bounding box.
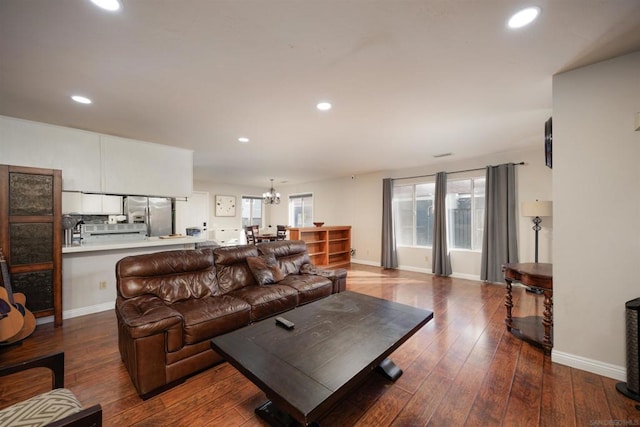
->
[256,400,320,427]
[376,358,403,381]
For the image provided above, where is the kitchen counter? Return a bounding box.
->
[62,236,207,253]
[56,235,209,323]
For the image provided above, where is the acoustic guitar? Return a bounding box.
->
[0,249,36,344]
[0,286,24,342]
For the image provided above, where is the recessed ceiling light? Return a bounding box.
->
[90,0,121,11]
[238,137,250,143]
[316,102,332,111]
[508,7,540,29]
[71,95,92,104]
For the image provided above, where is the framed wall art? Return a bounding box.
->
[215,195,236,217]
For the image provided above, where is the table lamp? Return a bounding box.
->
[521,200,552,263]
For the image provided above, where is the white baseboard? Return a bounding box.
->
[398,264,430,274]
[354,261,482,283]
[451,272,482,281]
[350,258,380,267]
[36,301,114,325]
[552,349,626,381]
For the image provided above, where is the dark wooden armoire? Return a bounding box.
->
[0,164,62,326]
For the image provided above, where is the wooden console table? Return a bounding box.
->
[503,262,553,354]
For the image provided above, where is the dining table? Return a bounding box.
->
[255,234,278,242]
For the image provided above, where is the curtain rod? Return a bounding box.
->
[392,161,525,181]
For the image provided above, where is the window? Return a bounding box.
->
[289,193,313,227]
[446,177,485,250]
[393,176,485,250]
[394,183,435,246]
[241,196,263,227]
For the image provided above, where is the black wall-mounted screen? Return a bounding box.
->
[544,117,552,168]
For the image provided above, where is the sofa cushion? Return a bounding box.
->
[246,254,284,285]
[279,274,333,305]
[229,284,298,321]
[116,248,217,303]
[213,245,259,294]
[172,295,251,345]
[257,240,311,276]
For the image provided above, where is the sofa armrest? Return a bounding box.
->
[116,295,183,341]
[300,264,347,293]
[116,296,185,396]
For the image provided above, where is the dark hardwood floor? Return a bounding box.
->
[1,264,639,426]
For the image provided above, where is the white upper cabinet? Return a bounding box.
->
[0,116,102,191]
[62,192,123,214]
[101,135,193,198]
[80,194,102,214]
[101,195,123,214]
[62,192,83,213]
[0,115,193,198]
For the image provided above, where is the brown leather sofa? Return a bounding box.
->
[115,240,347,398]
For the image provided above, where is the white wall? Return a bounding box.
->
[193,180,266,242]
[266,146,552,279]
[553,51,640,378]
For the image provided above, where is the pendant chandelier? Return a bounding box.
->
[263,179,281,204]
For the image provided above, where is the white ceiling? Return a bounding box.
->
[1,0,639,188]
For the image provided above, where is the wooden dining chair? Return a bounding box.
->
[244,225,258,245]
[276,225,287,240]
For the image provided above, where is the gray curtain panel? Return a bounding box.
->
[381,178,398,269]
[432,172,452,276]
[481,163,519,283]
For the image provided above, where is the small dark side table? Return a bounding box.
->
[503,262,553,354]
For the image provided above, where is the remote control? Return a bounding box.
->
[275,316,295,330]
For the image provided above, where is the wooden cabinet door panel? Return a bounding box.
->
[0,164,62,326]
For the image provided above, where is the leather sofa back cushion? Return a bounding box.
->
[257,240,311,276]
[213,245,259,294]
[116,249,217,303]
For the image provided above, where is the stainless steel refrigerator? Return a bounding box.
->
[124,196,173,237]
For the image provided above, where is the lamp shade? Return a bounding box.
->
[521,200,552,217]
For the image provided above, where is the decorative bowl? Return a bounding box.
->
[313,222,324,227]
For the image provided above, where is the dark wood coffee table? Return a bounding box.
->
[210,291,433,426]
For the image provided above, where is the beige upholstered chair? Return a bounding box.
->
[0,351,102,427]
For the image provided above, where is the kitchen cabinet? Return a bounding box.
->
[81,194,102,214]
[62,192,82,214]
[101,135,193,198]
[211,228,241,245]
[288,226,351,268]
[0,115,194,198]
[62,192,123,214]
[101,195,123,214]
[0,115,102,192]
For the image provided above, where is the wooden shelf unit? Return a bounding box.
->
[288,226,351,268]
